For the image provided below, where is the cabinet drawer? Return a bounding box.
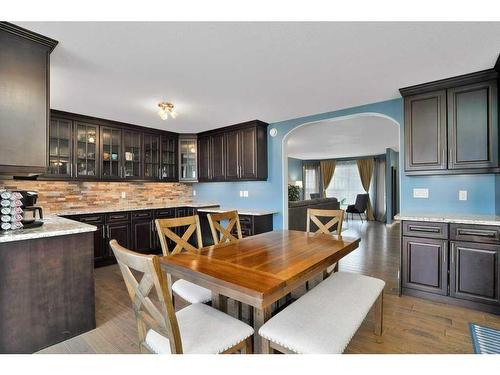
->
[450,224,500,244]
[155,208,175,218]
[106,211,130,223]
[131,210,153,220]
[75,214,105,224]
[402,221,448,239]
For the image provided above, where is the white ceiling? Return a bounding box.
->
[18,22,500,133]
[286,115,399,160]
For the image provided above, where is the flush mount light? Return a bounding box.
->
[157,102,178,120]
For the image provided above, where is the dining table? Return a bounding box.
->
[159,229,360,353]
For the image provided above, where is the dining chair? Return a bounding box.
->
[207,210,245,319]
[207,210,243,245]
[306,208,345,285]
[110,239,253,354]
[155,215,212,305]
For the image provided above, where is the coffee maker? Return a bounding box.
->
[14,190,44,229]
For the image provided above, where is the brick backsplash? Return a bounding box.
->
[0,180,193,214]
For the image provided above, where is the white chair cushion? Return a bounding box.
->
[145,303,254,354]
[259,272,385,354]
[172,279,212,304]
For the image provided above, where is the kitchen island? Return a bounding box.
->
[0,216,97,353]
[395,213,500,314]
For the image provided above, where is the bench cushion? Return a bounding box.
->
[259,272,385,354]
[145,303,254,354]
[172,279,212,304]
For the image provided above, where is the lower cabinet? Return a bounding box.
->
[402,237,448,296]
[450,241,500,305]
[131,211,156,254]
[401,220,500,313]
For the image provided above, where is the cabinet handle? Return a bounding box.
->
[457,229,496,238]
[102,226,105,239]
[408,225,441,233]
[107,225,111,239]
[81,216,101,223]
[70,163,73,176]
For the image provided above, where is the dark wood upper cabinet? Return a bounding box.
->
[197,135,211,182]
[160,134,178,181]
[225,130,240,180]
[404,90,447,172]
[198,120,268,182]
[143,133,160,179]
[401,69,499,175]
[450,241,499,305]
[48,117,73,177]
[448,80,498,170]
[100,126,122,179]
[123,130,142,179]
[75,122,99,179]
[0,22,58,176]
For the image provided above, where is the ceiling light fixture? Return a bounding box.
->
[157,102,177,120]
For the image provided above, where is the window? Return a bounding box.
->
[325,160,365,206]
[303,162,320,200]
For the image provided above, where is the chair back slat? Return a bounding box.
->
[155,215,203,256]
[207,210,243,245]
[110,239,183,354]
[306,208,344,235]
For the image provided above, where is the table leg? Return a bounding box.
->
[211,292,228,312]
[253,306,272,354]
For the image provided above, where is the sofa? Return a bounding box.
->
[288,197,340,231]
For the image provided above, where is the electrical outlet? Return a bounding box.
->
[413,188,428,199]
[243,191,249,197]
[121,192,126,199]
[239,191,243,197]
[459,190,467,201]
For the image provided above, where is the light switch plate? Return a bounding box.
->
[243,191,249,197]
[413,188,429,199]
[459,190,467,201]
[239,191,243,197]
[193,190,196,196]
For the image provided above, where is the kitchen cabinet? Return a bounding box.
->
[131,210,156,254]
[400,70,499,175]
[0,22,58,176]
[198,120,268,182]
[48,117,73,177]
[447,80,498,170]
[401,220,500,314]
[75,122,99,178]
[101,126,122,179]
[143,133,160,179]
[123,130,142,179]
[179,136,198,182]
[160,134,178,181]
[402,236,448,296]
[450,241,500,305]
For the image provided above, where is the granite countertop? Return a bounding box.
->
[196,207,277,216]
[395,213,500,226]
[56,202,220,216]
[0,216,97,243]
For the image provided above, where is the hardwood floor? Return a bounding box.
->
[38,220,500,354]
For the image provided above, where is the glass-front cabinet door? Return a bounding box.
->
[179,136,197,181]
[160,135,177,180]
[143,133,160,179]
[75,122,99,178]
[123,130,141,179]
[101,127,122,179]
[48,117,72,177]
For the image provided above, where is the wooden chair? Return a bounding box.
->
[110,240,253,354]
[207,210,242,245]
[306,208,345,285]
[207,210,245,319]
[155,215,211,305]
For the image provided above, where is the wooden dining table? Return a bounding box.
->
[159,229,360,353]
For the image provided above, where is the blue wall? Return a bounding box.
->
[287,157,303,183]
[194,97,499,229]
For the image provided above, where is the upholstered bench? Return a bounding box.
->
[259,271,385,354]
